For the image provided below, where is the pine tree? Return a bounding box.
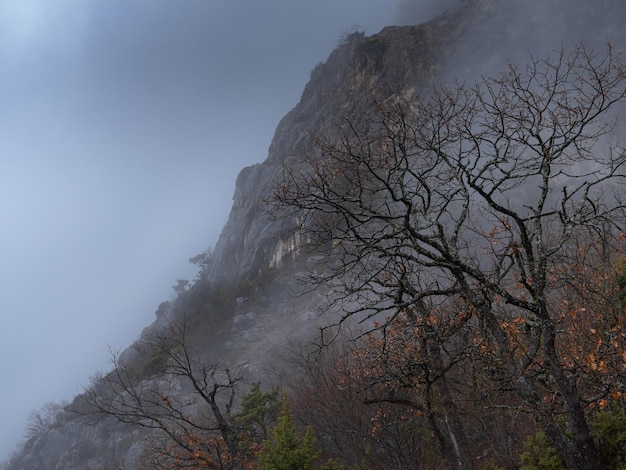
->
[258,395,320,470]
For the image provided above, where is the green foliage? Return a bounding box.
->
[590,406,626,469]
[258,395,320,470]
[521,431,566,470]
[234,382,281,439]
[522,406,626,470]
[318,460,344,470]
[318,459,364,470]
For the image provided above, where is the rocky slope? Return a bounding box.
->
[4,1,626,468]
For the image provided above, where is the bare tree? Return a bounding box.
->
[25,401,66,439]
[273,44,626,470]
[288,331,455,469]
[79,321,243,469]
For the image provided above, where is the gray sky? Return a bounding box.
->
[0,0,458,460]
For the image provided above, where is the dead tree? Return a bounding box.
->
[80,321,242,469]
[273,44,626,470]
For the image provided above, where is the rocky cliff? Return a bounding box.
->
[207,0,626,286]
[5,1,626,468]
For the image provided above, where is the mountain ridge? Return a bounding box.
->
[5,1,626,468]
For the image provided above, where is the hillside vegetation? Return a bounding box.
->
[4,1,626,469]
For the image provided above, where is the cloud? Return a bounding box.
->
[0,0,87,53]
[0,1,46,46]
[394,0,461,24]
[0,0,400,461]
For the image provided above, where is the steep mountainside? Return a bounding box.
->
[5,1,626,468]
[206,0,626,286]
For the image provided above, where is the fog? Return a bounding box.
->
[0,0,461,460]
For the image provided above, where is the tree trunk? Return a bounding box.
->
[542,321,603,470]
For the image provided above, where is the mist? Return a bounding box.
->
[6,0,611,462]
[0,0,429,460]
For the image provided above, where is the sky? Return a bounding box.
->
[0,0,459,460]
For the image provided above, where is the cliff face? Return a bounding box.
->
[207,0,626,287]
[207,24,447,285]
[6,1,626,468]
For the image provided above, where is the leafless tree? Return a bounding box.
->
[25,401,66,438]
[79,321,243,469]
[287,332,454,469]
[272,44,626,470]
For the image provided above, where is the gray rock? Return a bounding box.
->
[7,2,626,467]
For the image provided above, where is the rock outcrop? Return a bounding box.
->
[5,1,626,468]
